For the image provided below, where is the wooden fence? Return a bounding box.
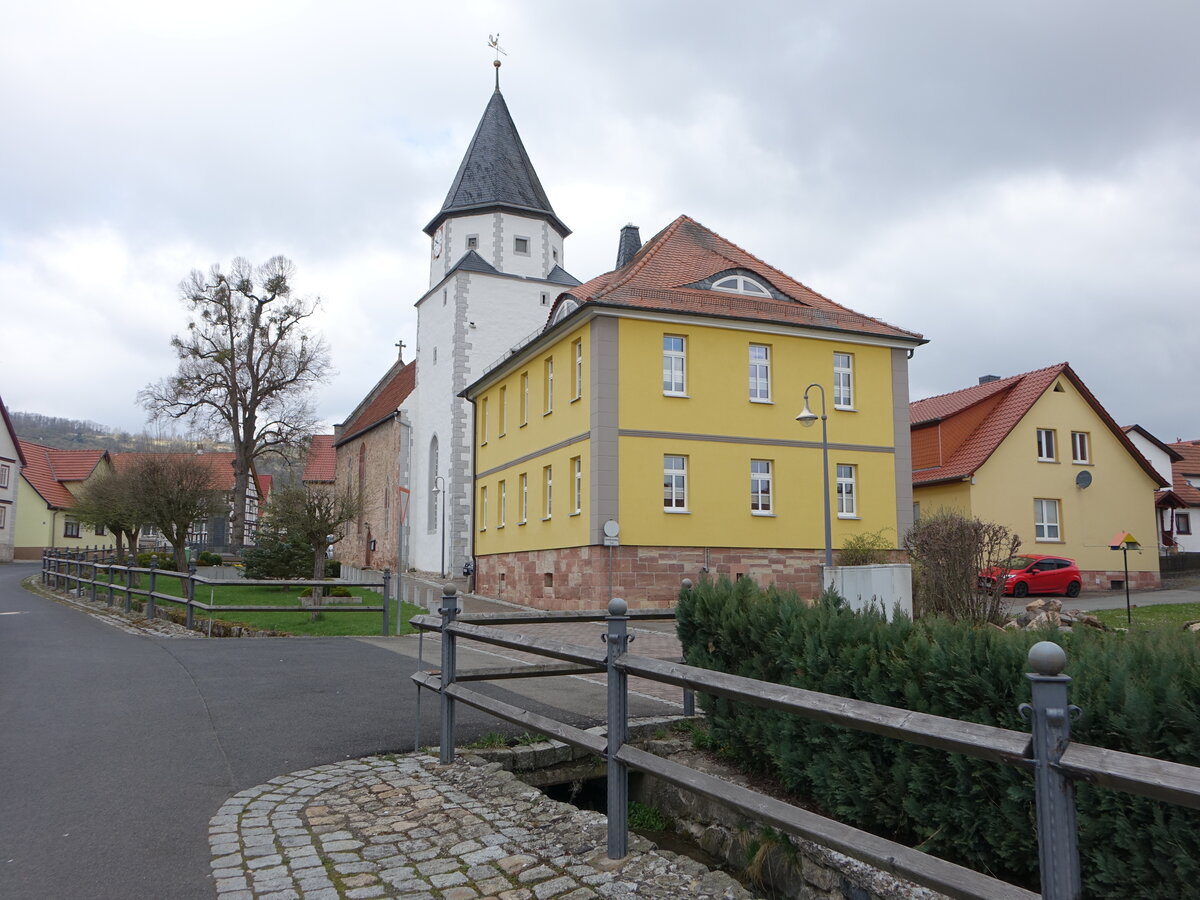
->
[40,547,396,635]
[412,587,1200,900]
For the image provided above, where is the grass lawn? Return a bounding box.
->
[1087,602,1200,631]
[124,574,425,636]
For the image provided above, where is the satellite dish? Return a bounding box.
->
[1075,470,1093,489]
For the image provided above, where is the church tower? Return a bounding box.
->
[404,79,579,576]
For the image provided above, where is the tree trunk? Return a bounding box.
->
[230,440,252,552]
[310,545,325,621]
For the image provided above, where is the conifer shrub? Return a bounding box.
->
[676,576,1200,896]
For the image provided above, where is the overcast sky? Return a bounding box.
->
[3,1,1197,444]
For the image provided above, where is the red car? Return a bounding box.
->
[982,555,1082,599]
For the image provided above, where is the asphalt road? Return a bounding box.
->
[0,563,673,900]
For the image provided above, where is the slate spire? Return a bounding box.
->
[425,89,569,237]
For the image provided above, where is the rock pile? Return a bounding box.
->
[1003,598,1111,632]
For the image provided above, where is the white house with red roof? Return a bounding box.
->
[111,451,264,552]
[1122,425,1187,553]
[1167,440,1200,554]
[0,397,26,562]
[911,364,1166,591]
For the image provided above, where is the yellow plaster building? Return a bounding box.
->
[14,441,117,558]
[464,216,926,608]
[910,364,1166,591]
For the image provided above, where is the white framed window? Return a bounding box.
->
[664,455,688,511]
[0,506,6,529]
[479,486,488,531]
[663,335,686,395]
[0,464,9,488]
[544,357,554,414]
[519,473,528,524]
[543,466,553,519]
[837,464,857,517]
[64,519,80,538]
[748,344,771,401]
[95,524,105,536]
[480,397,488,445]
[712,274,771,296]
[520,372,529,426]
[514,236,530,255]
[498,386,507,436]
[573,339,583,400]
[572,456,582,514]
[498,480,506,528]
[1035,498,1061,541]
[834,353,854,409]
[1036,429,1057,462]
[1178,512,1192,536]
[750,459,773,513]
[1071,431,1090,464]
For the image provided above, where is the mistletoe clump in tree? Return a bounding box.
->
[140,257,331,551]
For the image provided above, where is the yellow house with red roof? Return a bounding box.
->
[14,441,117,558]
[463,216,926,608]
[911,363,1166,591]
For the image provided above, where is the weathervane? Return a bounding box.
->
[488,33,507,89]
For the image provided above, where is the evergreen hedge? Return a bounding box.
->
[676,576,1200,897]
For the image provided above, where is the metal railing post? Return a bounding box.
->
[107,556,116,607]
[438,583,459,764]
[146,556,157,620]
[605,597,632,859]
[41,549,47,585]
[186,562,197,630]
[124,560,133,614]
[89,555,98,602]
[382,568,391,636]
[1021,641,1082,900]
[680,579,696,715]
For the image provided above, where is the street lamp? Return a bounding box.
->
[796,383,833,569]
[432,475,447,578]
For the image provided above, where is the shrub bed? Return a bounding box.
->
[676,576,1200,896]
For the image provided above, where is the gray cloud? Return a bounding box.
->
[1,0,1196,443]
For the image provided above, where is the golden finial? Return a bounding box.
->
[488,33,507,89]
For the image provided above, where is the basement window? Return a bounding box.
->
[543,572,553,588]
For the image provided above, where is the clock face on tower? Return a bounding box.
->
[432,226,444,259]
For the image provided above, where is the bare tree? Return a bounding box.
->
[71,469,142,563]
[903,509,1021,625]
[129,454,223,571]
[139,257,331,550]
[264,483,360,604]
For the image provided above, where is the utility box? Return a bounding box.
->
[823,564,913,621]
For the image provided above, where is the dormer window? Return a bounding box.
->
[549,297,579,325]
[713,274,771,297]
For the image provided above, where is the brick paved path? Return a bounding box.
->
[209,753,757,899]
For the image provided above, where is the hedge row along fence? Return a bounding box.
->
[676,576,1200,898]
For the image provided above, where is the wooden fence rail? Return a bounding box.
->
[40,547,395,635]
[411,588,1200,900]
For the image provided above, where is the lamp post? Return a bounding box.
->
[433,475,447,578]
[796,383,833,569]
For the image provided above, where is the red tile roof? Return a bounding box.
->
[910,363,1166,488]
[110,451,241,492]
[555,215,924,343]
[302,435,336,483]
[1169,440,1200,506]
[335,360,416,448]
[18,441,107,509]
[257,473,273,502]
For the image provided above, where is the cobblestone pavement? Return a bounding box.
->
[209,752,758,900]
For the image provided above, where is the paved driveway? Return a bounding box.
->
[0,565,677,899]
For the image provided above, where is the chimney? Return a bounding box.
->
[979,375,1001,385]
[615,224,642,269]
